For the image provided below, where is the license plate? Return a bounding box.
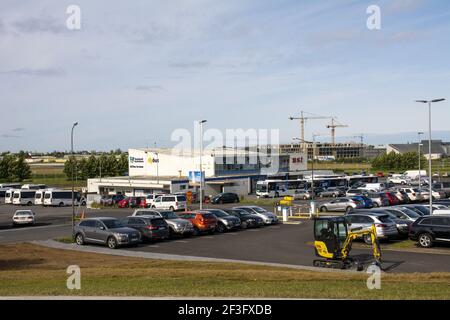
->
[159,227,166,230]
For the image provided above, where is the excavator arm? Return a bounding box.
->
[340,224,381,264]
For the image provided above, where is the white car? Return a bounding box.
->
[400,188,423,202]
[388,176,410,185]
[12,210,36,225]
[151,195,187,211]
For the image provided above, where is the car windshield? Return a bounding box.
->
[102,219,123,229]
[201,213,216,219]
[179,213,196,219]
[251,207,266,213]
[378,215,393,223]
[207,210,228,217]
[398,208,421,218]
[161,212,178,219]
[15,211,32,216]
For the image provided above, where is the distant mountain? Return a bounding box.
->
[337,131,450,146]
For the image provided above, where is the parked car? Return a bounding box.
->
[12,210,35,225]
[345,212,398,243]
[409,215,450,247]
[319,198,362,213]
[346,189,363,197]
[139,193,165,208]
[351,195,374,209]
[117,197,132,208]
[368,209,413,237]
[74,217,141,249]
[210,193,240,204]
[293,190,311,200]
[121,216,169,242]
[200,209,241,232]
[233,206,279,225]
[388,175,411,185]
[151,194,186,211]
[403,204,430,216]
[317,187,345,198]
[362,192,390,207]
[223,208,264,228]
[131,209,195,237]
[400,188,423,202]
[100,194,126,206]
[389,206,422,222]
[177,211,217,235]
[376,172,385,178]
[382,192,400,206]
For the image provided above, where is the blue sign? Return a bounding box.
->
[189,171,204,184]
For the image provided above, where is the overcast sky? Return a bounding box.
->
[1,0,450,152]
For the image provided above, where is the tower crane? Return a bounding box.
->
[327,118,348,145]
[289,111,330,152]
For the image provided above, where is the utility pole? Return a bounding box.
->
[199,120,207,210]
[71,122,78,239]
[418,132,424,190]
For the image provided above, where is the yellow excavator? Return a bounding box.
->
[313,216,381,271]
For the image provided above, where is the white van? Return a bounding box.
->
[151,194,187,211]
[5,189,17,204]
[21,184,47,190]
[43,190,84,207]
[12,189,37,206]
[403,170,427,180]
[34,189,53,205]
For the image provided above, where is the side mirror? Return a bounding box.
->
[99,226,105,230]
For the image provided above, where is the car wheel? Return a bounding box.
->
[418,233,433,248]
[373,203,379,208]
[107,236,118,249]
[27,201,32,206]
[209,229,215,235]
[320,206,327,212]
[216,223,226,233]
[241,221,248,229]
[59,202,64,207]
[193,228,200,236]
[363,234,372,245]
[169,206,175,211]
[75,233,84,245]
[234,198,239,203]
[345,206,353,213]
[332,194,337,198]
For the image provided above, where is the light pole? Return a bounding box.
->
[415,98,446,213]
[71,122,78,238]
[199,120,207,210]
[154,152,159,184]
[293,136,316,212]
[418,132,423,190]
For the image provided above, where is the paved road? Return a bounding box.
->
[2,204,450,273]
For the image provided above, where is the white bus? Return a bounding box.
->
[34,188,55,205]
[4,189,17,204]
[22,184,47,190]
[256,179,308,198]
[0,183,22,189]
[43,190,84,207]
[12,189,37,206]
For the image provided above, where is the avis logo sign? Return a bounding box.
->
[67,265,81,290]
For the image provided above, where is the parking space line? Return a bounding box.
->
[173,240,189,243]
[248,229,261,232]
[203,236,214,239]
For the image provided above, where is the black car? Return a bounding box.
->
[223,208,264,228]
[210,193,240,204]
[121,216,169,242]
[409,215,450,247]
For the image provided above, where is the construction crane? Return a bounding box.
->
[351,134,364,145]
[289,111,330,152]
[327,118,348,145]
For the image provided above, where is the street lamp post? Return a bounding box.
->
[199,120,207,210]
[71,122,78,238]
[415,99,446,213]
[418,132,423,190]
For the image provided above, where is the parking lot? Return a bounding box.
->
[2,203,450,273]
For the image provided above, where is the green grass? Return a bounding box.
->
[1,244,450,298]
[239,197,279,207]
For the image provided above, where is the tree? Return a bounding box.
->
[371,151,426,172]
[11,155,31,181]
[0,154,15,179]
[63,156,77,181]
[117,153,128,176]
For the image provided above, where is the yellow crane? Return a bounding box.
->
[313,216,381,271]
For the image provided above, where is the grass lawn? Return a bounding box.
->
[25,164,86,188]
[0,243,450,299]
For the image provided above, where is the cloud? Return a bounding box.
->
[1,134,21,139]
[135,85,164,92]
[169,61,210,69]
[12,16,62,34]
[386,0,425,14]
[12,128,25,132]
[0,68,66,77]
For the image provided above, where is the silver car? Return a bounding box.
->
[319,198,360,213]
[74,217,141,249]
[132,209,194,236]
[345,213,398,243]
[233,206,279,225]
[200,209,241,232]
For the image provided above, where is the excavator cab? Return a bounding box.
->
[314,217,349,260]
[313,216,381,270]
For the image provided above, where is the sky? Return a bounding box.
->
[1,0,450,152]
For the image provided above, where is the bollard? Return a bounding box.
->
[282,206,289,222]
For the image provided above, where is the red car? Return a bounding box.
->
[383,192,400,206]
[118,197,131,208]
[117,196,144,208]
[177,211,217,235]
[376,172,385,178]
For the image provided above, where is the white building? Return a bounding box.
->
[87,147,307,197]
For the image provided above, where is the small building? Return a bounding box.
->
[387,140,449,160]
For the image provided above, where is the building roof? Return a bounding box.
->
[389,140,447,155]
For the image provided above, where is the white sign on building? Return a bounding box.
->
[289,153,307,172]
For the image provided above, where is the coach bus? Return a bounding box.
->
[256,179,308,198]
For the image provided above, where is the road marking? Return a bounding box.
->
[146,245,160,248]
[173,240,188,243]
[224,232,239,235]
[248,229,261,232]
[203,236,214,239]
[0,224,69,233]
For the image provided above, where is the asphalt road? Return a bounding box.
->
[2,204,450,273]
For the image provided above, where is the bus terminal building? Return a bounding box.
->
[87,147,307,197]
